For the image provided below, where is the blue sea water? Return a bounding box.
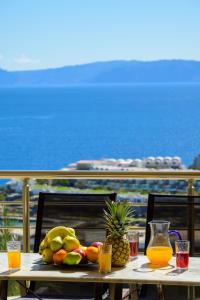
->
[0,83,200,170]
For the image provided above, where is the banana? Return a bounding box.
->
[39,239,47,254]
[46,226,76,244]
[67,227,76,237]
[42,248,53,263]
[43,235,49,248]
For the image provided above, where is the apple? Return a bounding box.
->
[73,248,88,263]
[91,241,103,248]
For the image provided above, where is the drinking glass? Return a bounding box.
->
[7,241,21,270]
[127,230,139,257]
[98,243,112,274]
[175,240,190,270]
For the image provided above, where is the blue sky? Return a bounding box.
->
[0,0,200,70]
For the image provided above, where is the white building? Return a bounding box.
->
[130,159,142,168]
[171,156,182,168]
[163,156,172,167]
[70,156,183,171]
[144,157,156,168]
[155,156,164,167]
[76,160,94,170]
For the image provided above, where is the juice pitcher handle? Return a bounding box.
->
[169,230,182,240]
[168,230,182,255]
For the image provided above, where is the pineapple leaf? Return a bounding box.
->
[104,200,135,236]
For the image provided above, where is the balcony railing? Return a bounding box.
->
[1,170,200,253]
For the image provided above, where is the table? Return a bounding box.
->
[0,253,199,300]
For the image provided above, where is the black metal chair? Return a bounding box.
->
[140,193,200,300]
[6,192,117,300]
[144,194,200,256]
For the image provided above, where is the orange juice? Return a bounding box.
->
[8,251,21,269]
[99,252,111,273]
[146,246,172,267]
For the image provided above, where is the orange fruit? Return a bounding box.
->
[86,246,99,263]
[53,249,67,264]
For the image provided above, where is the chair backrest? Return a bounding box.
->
[34,192,117,252]
[31,192,117,298]
[144,194,200,256]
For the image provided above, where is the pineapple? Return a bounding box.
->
[104,201,134,267]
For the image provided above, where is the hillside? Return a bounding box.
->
[1,60,200,86]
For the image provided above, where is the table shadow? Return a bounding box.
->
[133,263,174,273]
[31,261,98,273]
[0,269,19,275]
[166,269,186,276]
[129,256,138,262]
[32,258,43,264]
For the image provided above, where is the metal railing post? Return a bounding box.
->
[188,179,194,196]
[187,179,195,299]
[22,178,30,252]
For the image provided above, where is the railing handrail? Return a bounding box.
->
[0,169,200,179]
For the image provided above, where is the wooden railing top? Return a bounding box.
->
[0,170,200,180]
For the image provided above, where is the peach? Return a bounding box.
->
[91,241,103,248]
[73,248,88,263]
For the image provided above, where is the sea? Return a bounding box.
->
[0,83,200,170]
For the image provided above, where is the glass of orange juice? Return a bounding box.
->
[7,241,21,270]
[98,243,112,274]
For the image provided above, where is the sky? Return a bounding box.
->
[0,0,200,71]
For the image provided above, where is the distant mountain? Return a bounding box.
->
[1,60,200,86]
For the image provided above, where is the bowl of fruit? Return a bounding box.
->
[39,226,103,266]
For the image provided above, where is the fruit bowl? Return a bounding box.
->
[52,261,97,269]
[39,226,103,267]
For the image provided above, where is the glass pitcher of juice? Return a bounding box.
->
[146,220,179,267]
